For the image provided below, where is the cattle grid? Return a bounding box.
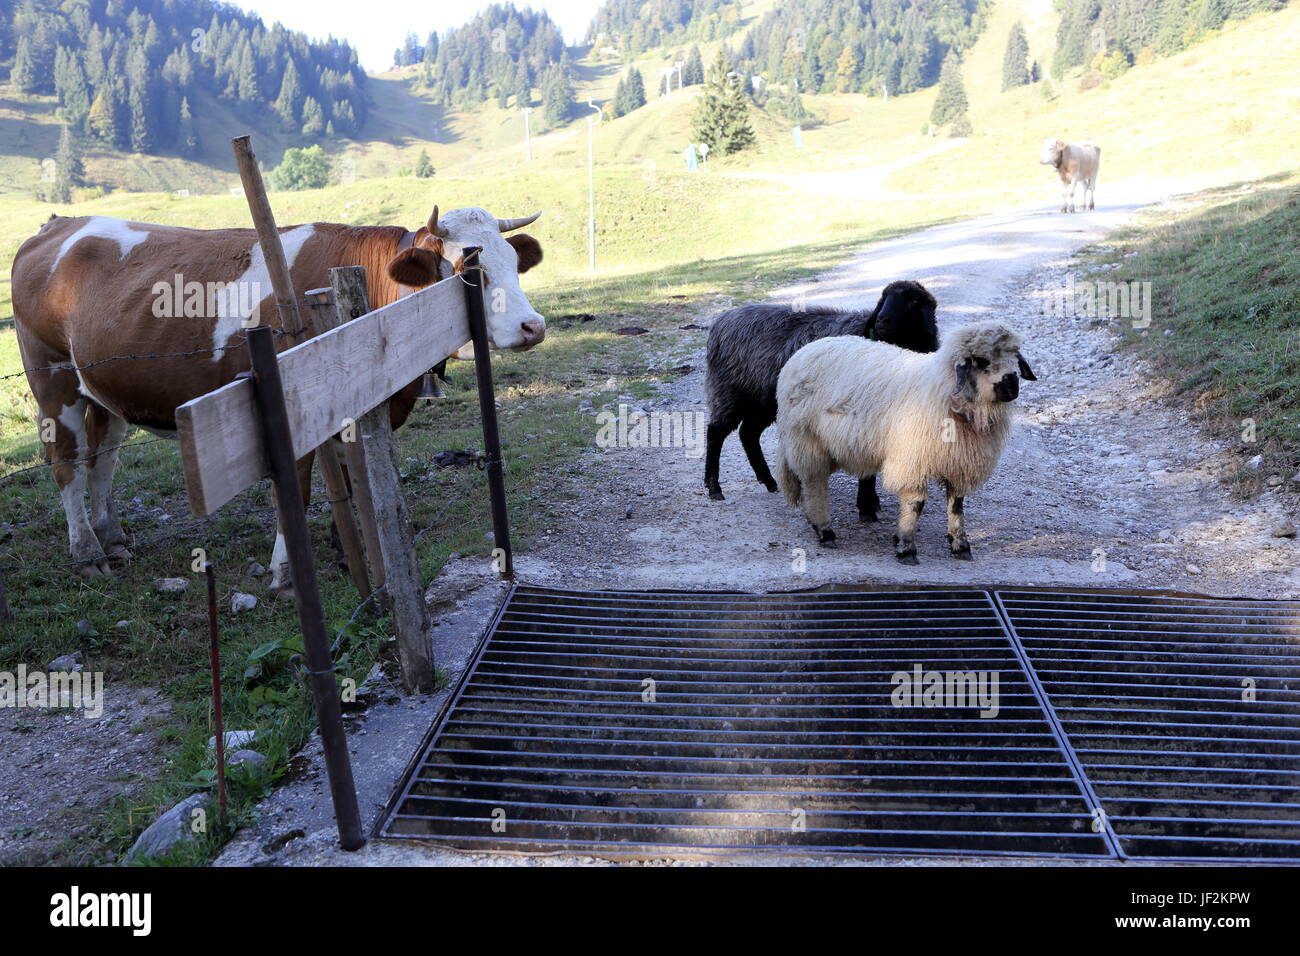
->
[379,584,1300,861]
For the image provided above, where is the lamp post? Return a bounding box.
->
[521,106,533,162]
[587,99,601,274]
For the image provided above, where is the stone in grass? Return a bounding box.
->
[47,651,84,673]
[1245,455,1264,471]
[226,749,268,769]
[208,730,257,750]
[154,577,189,594]
[230,591,258,614]
[1271,521,1297,539]
[126,794,214,862]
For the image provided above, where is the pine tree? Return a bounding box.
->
[87,88,118,144]
[541,64,573,126]
[414,148,435,178]
[627,68,646,110]
[129,85,152,153]
[691,51,755,155]
[178,96,198,155]
[54,123,85,193]
[684,45,705,85]
[929,52,968,127]
[275,60,302,128]
[1001,22,1031,91]
[300,96,324,137]
[611,74,628,117]
[54,46,92,131]
[12,35,38,92]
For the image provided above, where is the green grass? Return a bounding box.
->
[1078,174,1300,494]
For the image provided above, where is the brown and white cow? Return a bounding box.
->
[1039,139,1101,213]
[11,204,545,588]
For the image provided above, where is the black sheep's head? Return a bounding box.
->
[871,280,939,354]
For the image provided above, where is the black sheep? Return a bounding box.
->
[703,280,939,520]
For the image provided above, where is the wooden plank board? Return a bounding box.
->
[176,273,471,515]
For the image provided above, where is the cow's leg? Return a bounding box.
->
[738,415,778,492]
[944,481,971,560]
[856,474,881,522]
[16,330,109,575]
[51,397,109,575]
[86,402,131,561]
[893,488,926,565]
[268,452,316,597]
[1087,177,1096,210]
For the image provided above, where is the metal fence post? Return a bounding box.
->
[461,247,514,579]
[246,324,364,851]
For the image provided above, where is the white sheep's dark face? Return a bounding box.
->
[955,344,1038,405]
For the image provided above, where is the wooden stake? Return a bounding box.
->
[303,288,385,595]
[330,266,433,694]
[301,289,372,603]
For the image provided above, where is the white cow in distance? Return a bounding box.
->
[1040,139,1101,213]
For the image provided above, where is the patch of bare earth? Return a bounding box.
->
[0,685,170,865]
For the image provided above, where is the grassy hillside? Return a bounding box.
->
[1081,175,1300,493]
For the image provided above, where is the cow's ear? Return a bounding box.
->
[386,247,441,287]
[506,233,543,274]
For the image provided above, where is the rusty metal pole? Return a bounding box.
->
[205,563,227,827]
[0,568,11,622]
[246,324,365,850]
[461,248,514,579]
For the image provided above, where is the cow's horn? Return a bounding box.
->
[427,205,448,238]
[497,211,541,233]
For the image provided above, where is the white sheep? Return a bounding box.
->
[775,321,1037,563]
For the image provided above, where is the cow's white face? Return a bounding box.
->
[439,207,545,351]
[386,205,546,352]
[1039,138,1064,165]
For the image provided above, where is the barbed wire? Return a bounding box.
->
[0,437,173,486]
[0,325,306,382]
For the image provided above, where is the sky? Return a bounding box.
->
[241,0,606,73]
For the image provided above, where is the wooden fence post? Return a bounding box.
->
[329,266,434,695]
[303,288,385,596]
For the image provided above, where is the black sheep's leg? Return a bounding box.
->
[856,474,881,522]
[738,417,778,492]
[705,419,736,500]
